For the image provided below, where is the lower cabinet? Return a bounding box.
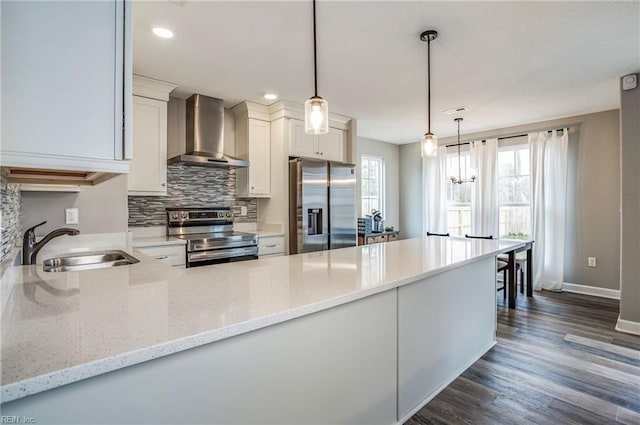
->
[258,235,285,258]
[134,244,185,267]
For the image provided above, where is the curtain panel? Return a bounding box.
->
[529,129,569,291]
[422,146,448,235]
[470,138,499,238]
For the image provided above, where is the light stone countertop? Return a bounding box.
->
[0,236,524,403]
[255,231,285,238]
[129,236,187,248]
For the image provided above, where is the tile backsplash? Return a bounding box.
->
[128,164,257,227]
[0,170,21,261]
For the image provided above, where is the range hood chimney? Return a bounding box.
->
[168,94,249,168]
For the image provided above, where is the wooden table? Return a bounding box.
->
[505,240,534,309]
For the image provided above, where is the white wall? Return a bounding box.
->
[21,175,129,237]
[399,142,423,240]
[356,137,400,231]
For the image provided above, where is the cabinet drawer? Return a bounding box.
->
[259,236,285,256]
[135,245,186,267]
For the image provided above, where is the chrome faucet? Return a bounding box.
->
[22,221,80,265]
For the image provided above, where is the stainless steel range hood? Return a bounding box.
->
[168,94,249,168]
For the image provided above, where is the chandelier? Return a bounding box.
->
[449,118,476,184]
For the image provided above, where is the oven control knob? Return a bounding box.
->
[172,213,179,220]
[182,212,188,219]
[226,211,232,217]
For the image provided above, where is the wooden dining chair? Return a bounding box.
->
[465,234,507,298]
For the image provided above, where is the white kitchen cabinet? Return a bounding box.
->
[258,235,285,258]
[134,244,186,267]
[128,76,177,196]
[0,0,132,176]
[232,102,271,198]
[290,119,345,162]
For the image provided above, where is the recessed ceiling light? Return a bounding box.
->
[152,27,174,39]
[264,93,278,100]
[443,106,469,115]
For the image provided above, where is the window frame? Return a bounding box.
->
[445,148,472,236]
[497,143,531,239]
[360,154,385,218]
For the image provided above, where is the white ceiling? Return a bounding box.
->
[133,1,640,143]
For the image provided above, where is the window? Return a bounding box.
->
[446,151,472,236]
[498,145,530,239]
[361,155,384,217]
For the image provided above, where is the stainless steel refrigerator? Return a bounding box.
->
[289,158,357,254]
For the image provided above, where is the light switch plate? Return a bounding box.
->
[588,257,597,267]
[65,208,79,225]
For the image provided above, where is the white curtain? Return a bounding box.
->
[529,129,569,291]
[470,138,498,238]
[423,145,448,234]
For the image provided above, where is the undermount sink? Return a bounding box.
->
[43,250,139,273]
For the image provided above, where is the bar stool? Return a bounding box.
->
[465,234,508,299]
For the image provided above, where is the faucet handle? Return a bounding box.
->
[24,221,47,236]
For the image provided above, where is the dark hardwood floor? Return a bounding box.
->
[405,290,640,425]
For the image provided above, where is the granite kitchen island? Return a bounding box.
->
[1,236,524,424]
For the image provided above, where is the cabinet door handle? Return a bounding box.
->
[155,256,169,260]
[161,183,166,187]
[265,244,277,248]
[320,152,323,155]
[251,186,255,189]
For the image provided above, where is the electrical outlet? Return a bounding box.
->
[240,206,247,216]
[588,257,597,267]
[65,208,79,225]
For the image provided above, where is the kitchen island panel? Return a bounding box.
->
[2,290,398,425]
[398,257,496,421]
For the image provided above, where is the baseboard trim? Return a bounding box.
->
[615,316,640,336]
[394,340,497,425]
[562,282,620,300]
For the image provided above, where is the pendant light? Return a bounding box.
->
[449,118,476,184]
[305,0,328,135]
[420,30,438,157]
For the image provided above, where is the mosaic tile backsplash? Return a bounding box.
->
[128,164,257,227]
[1,170,21,261]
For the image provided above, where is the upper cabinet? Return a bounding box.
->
[232,102,271,198]
[290,120,346,162]
[128,76,177,196]
[0,0,132,184]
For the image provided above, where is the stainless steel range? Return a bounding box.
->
[167,207,258,268]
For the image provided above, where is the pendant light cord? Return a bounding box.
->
[312,0,318,97]
[427,37,431,133]
[457,120,462,180]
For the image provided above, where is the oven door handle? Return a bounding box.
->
[190,239,257,252]
[188,246,258,263]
